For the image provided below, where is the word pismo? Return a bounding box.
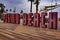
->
[3,12,58,29]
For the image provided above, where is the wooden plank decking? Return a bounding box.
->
[0,21,60,40]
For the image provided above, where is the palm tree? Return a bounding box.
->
[13,10,15,13]
[20,10,23,18]
[34,0,40,13]
[20,10,23,13]
[13,7,16,13]
[0,3,5,13]
[10,9,12,12]
[6,9,8,12]
[28,0,34,13]
[0,3,5,19]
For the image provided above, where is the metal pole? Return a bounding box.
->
[51,0,53,12]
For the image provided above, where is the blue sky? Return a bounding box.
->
[0,0,60,18]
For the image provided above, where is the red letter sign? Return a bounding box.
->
[49,12,58,29]
[28,13,33,26]
[41,12,47,28]
[16,14,20,24]
[7,14,11,23]
[11,14,16,24]
[33,13,40,27]
[23,13,28,25]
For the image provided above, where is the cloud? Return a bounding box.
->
[0,0,60,17]
[0,0,29,13]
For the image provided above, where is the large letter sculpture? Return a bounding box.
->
[28,13,33,26]
[16,14,20,24]
[23,13,28,25]
[49,12,58,29]
[33,13,40,27]
[11,14,16,24]
[41,12,47,28]
[8,14,11,23]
